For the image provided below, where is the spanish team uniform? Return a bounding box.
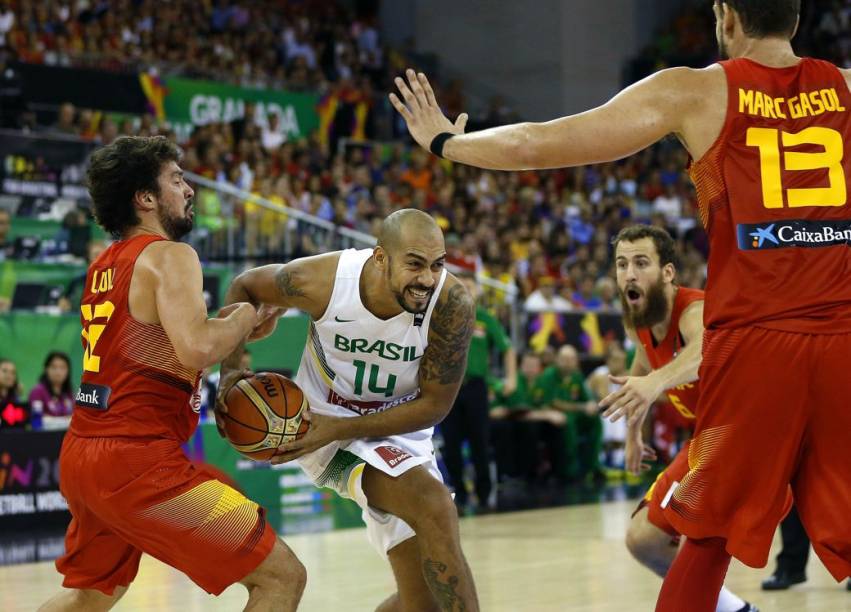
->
[664,57,851,579]
[56,234,276,595]
[633,287,703,537]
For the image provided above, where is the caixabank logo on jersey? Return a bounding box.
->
[737,220,851,250]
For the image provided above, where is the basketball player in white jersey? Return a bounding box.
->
[216,208,479,612]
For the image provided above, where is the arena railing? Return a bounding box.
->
[184,171,523,349]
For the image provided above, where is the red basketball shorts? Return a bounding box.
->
[55,432,276,595]
[634,441,691,539]
[663,326,851,580]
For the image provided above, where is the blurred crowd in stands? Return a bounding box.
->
[4,0,849,497]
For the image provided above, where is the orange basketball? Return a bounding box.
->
[222,372,310,461]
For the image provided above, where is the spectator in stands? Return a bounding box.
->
[490,351,551,486]
[57,239,109,313]
[539,345,603,483]
[595,277,622,312]
[261,112,286,151]
[50,102,77,135]
[442,271,516,514]
[0,1,13,47]
[571,275,604,310]
[588,344,629,472]
[0,357,20,406]
[525,275,573,313]
[28,350,74,430]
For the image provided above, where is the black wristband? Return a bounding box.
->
[429,132,454,158]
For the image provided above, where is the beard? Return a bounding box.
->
[392,283,434,314]
[158,201,194,241]
[620,275,670,329]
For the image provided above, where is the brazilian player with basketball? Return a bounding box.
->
[599,225,756,612]
[40,136,305,612]
[217,208,480,611]
[390,1,851,610]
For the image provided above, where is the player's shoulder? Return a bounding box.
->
[135,239,200,276]
[650,64,726,100]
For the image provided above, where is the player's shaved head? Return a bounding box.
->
[377,208,442,252]
[373,208,446,315]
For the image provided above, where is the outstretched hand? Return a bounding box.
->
[389,68,468,153]
[625,429,657,476]
[599,374,662,427]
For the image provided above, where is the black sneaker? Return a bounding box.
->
[761,570,807,590]
[735,604,759,612]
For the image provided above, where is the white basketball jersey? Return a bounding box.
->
[295,248,447,426]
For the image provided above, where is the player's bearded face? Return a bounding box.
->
[386,258,436,314]
[620,271,668,328]
[157,200,193,241]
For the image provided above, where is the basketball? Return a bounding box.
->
[221,372,310,461]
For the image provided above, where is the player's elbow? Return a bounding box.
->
[510,123,541,169]
[174,343,213,371]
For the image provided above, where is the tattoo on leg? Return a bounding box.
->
[423,558,466,612]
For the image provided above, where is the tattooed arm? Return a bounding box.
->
[343,279,475,439]
[215,254,339,428]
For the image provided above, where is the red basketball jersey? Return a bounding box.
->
[691,58,851,333]
[71,234,202,442]
[636,287,704,420]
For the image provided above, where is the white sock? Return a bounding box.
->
[715,585,746,612]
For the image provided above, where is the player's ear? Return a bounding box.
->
[663,262,676,283]
[133,190,155,212]
[373,245,389,270]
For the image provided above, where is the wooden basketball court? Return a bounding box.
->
[1,500,846,611]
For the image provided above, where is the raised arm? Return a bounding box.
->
[270,278,476,464]
[146,242,257,370]
[390,67,714,170]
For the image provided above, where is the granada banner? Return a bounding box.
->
[159,77,319,141]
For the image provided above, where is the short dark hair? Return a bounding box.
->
[86,136,182,237]
[611,225,679,269]
[718,0,800,38]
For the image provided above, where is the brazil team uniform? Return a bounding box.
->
[294,248,447,557]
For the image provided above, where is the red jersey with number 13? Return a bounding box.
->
[71,234,202,442]
[636,287,703,421]
[691,58,851,333]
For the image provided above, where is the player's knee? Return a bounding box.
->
[408,484,457,535]
[244,540,306,595]
[40,586,128,612]
[626,516,674,576]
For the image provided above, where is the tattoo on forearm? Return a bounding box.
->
[276,268,305,299]
[423,558,466,612]
[422,284,474,385]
